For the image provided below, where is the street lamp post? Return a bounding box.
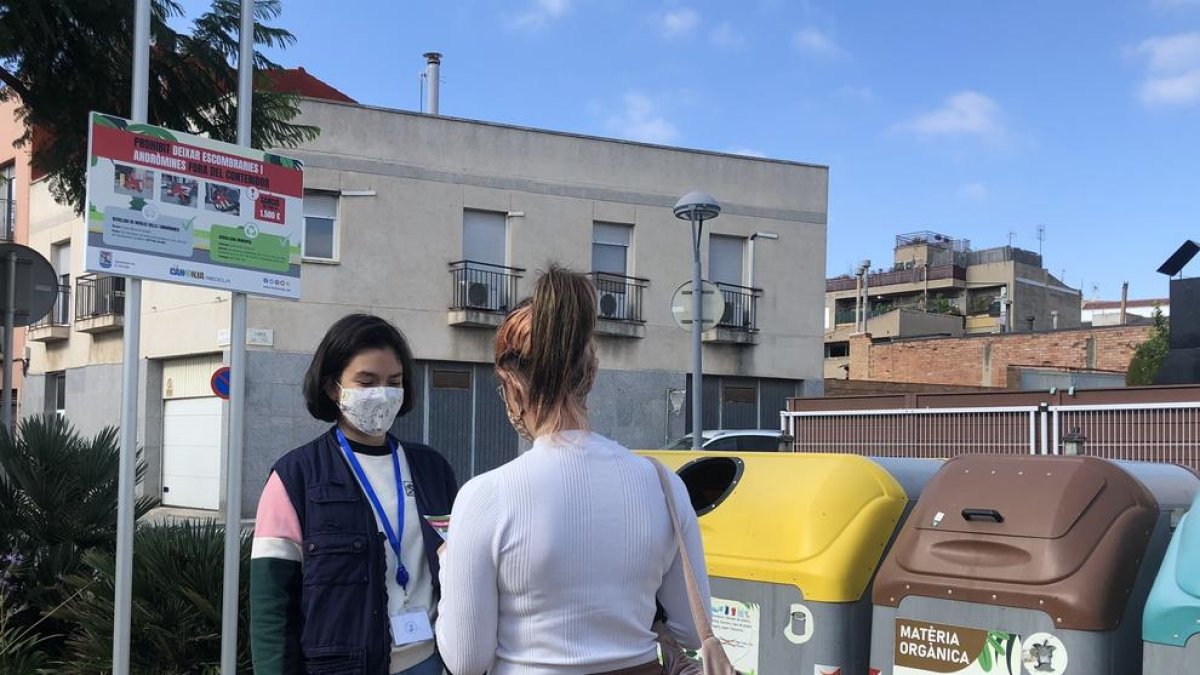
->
[674,191,721,451]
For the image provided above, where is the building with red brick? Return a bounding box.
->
[835,324,1151,390]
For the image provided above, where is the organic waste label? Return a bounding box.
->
[894,619,1020,674]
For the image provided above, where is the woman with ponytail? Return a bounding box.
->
[437,267,709,675]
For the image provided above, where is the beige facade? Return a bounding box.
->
[21,97,829,511]
[1,99,33,417]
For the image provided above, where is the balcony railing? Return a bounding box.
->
[0,198,14,241]
[714,282,761,332]
[825,264,967,292]
[449,260,524,314]
[32,284,70,328]
[76,274,126,321]
[591,272,648,324]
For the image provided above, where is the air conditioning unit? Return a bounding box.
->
[465,281,492,310]
[598,291,623,320]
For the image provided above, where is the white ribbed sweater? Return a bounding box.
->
[436,431,708,675]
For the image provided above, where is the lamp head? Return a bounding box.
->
[673,191,721,222]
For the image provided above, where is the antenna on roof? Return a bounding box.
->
[1036,224,1045,259]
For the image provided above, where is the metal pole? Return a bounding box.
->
[691,219,704,450]
[221,1,253,671]
[3,251,16,432]
[854,271,862,333]
[114,1,150,672]
[862,269,870,332]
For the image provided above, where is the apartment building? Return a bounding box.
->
[824,231,1081,379]
[22,95,828,512]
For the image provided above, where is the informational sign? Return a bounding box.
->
[84,112,303,299]
[710,597,759,675]
[210,367,231,400]
[894,619,1020,675]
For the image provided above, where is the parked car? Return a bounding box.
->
[664,429,793,452]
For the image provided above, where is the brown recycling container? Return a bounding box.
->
[868,454,1196,675]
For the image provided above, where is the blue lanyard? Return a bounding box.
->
[335,428,409,590]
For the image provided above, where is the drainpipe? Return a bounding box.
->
[423,52,441,115]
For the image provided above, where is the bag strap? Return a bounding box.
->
[649,458,715,642]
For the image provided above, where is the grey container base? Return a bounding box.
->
[869,599,1128,674]
[1143,634,1200,674]
[710,576,871,674]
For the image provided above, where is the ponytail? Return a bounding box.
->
[495,266,598,435]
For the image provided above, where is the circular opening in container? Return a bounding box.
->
[676,456,744,516]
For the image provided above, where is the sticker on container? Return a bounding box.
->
[814,666,842,675]
[894,618,1021,674]
[710,597,759,674]
[783,603,815,644]
[1021,633,1067,675]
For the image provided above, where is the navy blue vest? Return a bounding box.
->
[272,429,458,674]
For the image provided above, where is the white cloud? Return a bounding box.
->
[893,91,1005,139]
[605,92,679,144]
[1132,32,1200,107]
[661,8,700,38]
[792,26,843,57]
[835,84,874,101]
[726,147,767,157]
[1135,32,1200,72]
[1141,70,1200,105]
[711,21,746,49]
[959,182,988,201]
[510,0,572,30]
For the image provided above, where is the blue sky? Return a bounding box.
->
[177,0,1200,301]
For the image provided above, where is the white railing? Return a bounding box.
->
[781,401,1200,472]
[781,406,1042,458]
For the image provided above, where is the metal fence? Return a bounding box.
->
[0,198,13,241]
[784,406,1041,458]
[783,400,1200,473]
[76,273,126,320]
[32,284,70,327]
[448,260,524,313]
[1051,402,1200,469]
[714,282,761,332]
[591,272,648,323]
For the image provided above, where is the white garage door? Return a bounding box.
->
[162,397,223,509]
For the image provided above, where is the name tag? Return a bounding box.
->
[390,607,433,646]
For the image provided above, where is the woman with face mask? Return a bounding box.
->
[436,267,709,675]
[250,314,458,675]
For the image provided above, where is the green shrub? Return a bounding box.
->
[57,522,253,674]
[0,415,157,663]
[1127,307,1169,385]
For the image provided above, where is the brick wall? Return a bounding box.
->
[848,325,1151,387]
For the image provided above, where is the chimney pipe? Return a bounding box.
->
[423,52,441,115]
[1119,281,1129,325]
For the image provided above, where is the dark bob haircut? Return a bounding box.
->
[303,314,416,422]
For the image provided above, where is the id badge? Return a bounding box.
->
[390,607,434,646]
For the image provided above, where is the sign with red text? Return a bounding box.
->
[84,112,303,299]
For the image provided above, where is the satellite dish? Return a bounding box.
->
[670,280,726,332]
[0,243,59,327]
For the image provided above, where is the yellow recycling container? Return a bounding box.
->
[640,450,940,675]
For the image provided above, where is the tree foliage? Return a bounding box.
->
[0,0,318,211]
[1127,306,1170,385]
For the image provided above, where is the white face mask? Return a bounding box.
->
[338,386,404,438]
